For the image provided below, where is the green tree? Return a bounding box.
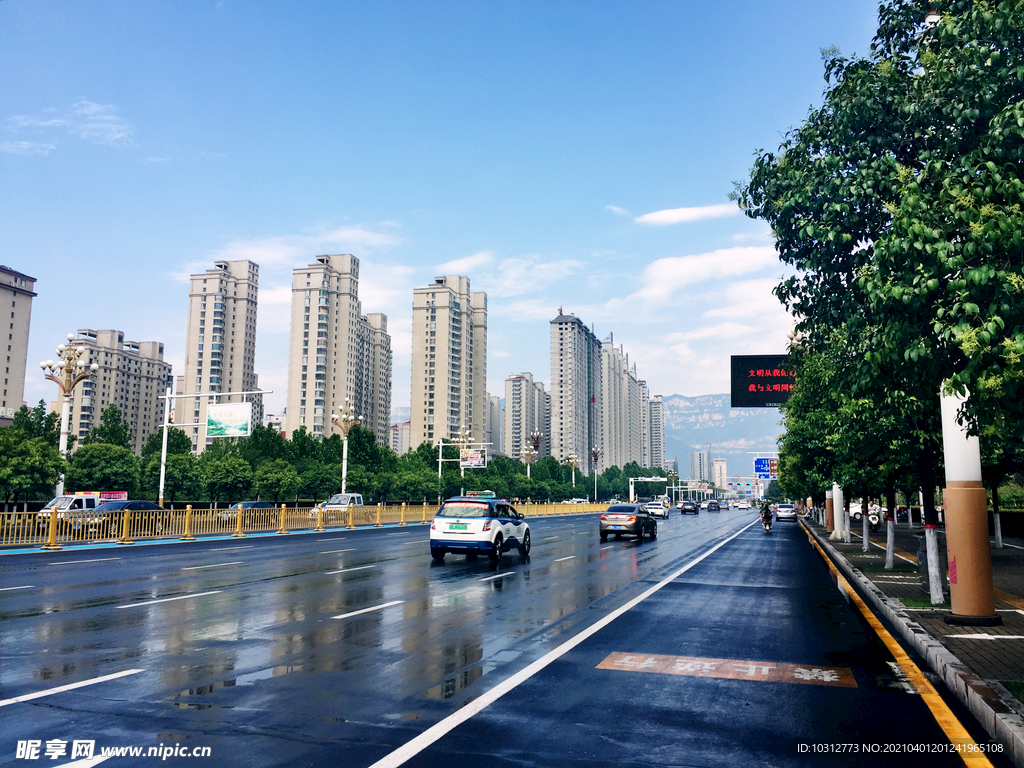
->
[300,464,337,503]
[201,454,252,506]
[143,453,200,507]
[239,423,290,469]
[82,405,134,451]
[65,443,140,495]
[253,459,301,504]
[141,427,192,464]
[0,432,66,507]
[9,400,63,448]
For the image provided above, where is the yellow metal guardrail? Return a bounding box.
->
[1,502,611,549]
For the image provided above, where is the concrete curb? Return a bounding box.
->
[802,519,1024,766]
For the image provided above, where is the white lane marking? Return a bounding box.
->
[0,669,144,708]
[182,561,243,570]
[325,565,376,575]
[946,633,1024,640]
[317,537,347,542]
[543,536,559,541]
[332,600,404,620]
[117,590,222,608]
[600,545,614,551]
[48,558,121,565]
[59,755,112,767]
[210,545,254,551]
[479,571,515,582]
[554,556,576,562]
[994,540,1024,550]
[368,517,759,768]
[0,585,33,592]
[321,548,356,554]
[849,532,915,564]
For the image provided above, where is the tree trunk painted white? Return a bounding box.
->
[885,518,895,570]
[862,501,870,552]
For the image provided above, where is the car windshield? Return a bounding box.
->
[325,494,355,505]
[94,501,128,511]
[606,505,636,514]
[438,502,494,518]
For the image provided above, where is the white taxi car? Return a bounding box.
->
[430,496,531,563]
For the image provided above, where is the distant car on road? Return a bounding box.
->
[600,503,657,541]
[644,500,670,519]
[719,500,730,510]
[678,500,698,515]
[737,500,751,510]
[775,503,798,522]
[706,500,720,512]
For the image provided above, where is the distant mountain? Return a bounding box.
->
[662,394,784,480]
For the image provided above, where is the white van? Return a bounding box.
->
[322,493,364,514]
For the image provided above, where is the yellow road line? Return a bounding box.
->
[994,588,1024,612]
[803,525,993,767]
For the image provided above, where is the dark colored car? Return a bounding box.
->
[599,503,657,541]
[678,500,698,515]
[92,499,168,535]
[707,500,720,512]
[93,500,165,512]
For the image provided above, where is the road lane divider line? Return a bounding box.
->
[48,558,121,565]
[321,548,357,554]
[317,537,347,542]
[210,546,254,551]
[849,531,917,564]
[599,545,614,551]
[325,565,376,575]
[803,526,993,767]
[554,556,576,562]
[181,561,243,570]
[0,585,33,592]
[368,517,760,768]
[331,600,404,620]
[479,571,515,582]
[0,669,144,707]
[117,590,222,608]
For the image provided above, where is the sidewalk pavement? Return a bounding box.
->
[802,515,1024,766]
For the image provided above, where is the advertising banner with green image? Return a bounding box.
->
[207,402,253,437]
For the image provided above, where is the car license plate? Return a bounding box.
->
[610,525,622,529]
[448,523,468,530]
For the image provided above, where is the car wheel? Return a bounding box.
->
[489,534,503,562]
[650,525,657,539]
[637,527,644,540]
[518,529,531,556]
[431,548,446,562]
[600,533,608,542]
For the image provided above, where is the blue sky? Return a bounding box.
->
[1,1,880,417]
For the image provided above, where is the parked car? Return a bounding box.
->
[600,503,657,541]
[678,500,698,515]
[644,500,670,519]
[775,503,798,522]
[430,496,529,562]
[319,493,365,521]
[36,493,101,527]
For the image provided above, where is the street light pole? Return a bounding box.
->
[331,397,362,495]
[40,335,99,497]
[590,447,601,502]
[566,452,580,489]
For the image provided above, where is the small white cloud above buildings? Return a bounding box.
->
[635,202,739,225]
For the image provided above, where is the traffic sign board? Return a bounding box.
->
[753,458,778,479]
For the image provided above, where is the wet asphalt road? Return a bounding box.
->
[0,510,1009,767]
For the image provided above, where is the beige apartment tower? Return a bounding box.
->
[177,260,261,453]
[67,329,172,454]
[410,275,487,447]
[1,266,36,417]
[502,372,550,461]
[550,311,602,464]
[285,254,391,445]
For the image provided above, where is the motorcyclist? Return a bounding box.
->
[760,501,773,531]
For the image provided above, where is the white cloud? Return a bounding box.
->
[625,246,778,304]
[604,205,631,216]
[635,202,739,226]
[478,256,584,298]
[435,250,494,274]
[0,141,56,155]
[70,101,132,145]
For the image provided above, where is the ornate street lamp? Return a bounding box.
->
[520,443,538,479]
[39,336,98,551]
[590,447,601,502]
[40,335,99,497]
[331,397,362,495]
[565,452,581,489]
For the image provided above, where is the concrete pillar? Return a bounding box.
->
[940,388,998,625]
[825,490,834,533]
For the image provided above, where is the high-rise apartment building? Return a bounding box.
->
[410,276,487,446]
[690,449,709,481]
[390,420,411,455]
[285,255,391,445]
[712,458,728,489]
[550,311,602,463]
[502,373,551,460]
[1,265,36,416]
[486,394,503,455]
[648,394,664,471]
[600,339,627,471]
[178,260,261,453]
[68,329,172,454]
[638,379,651,467]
